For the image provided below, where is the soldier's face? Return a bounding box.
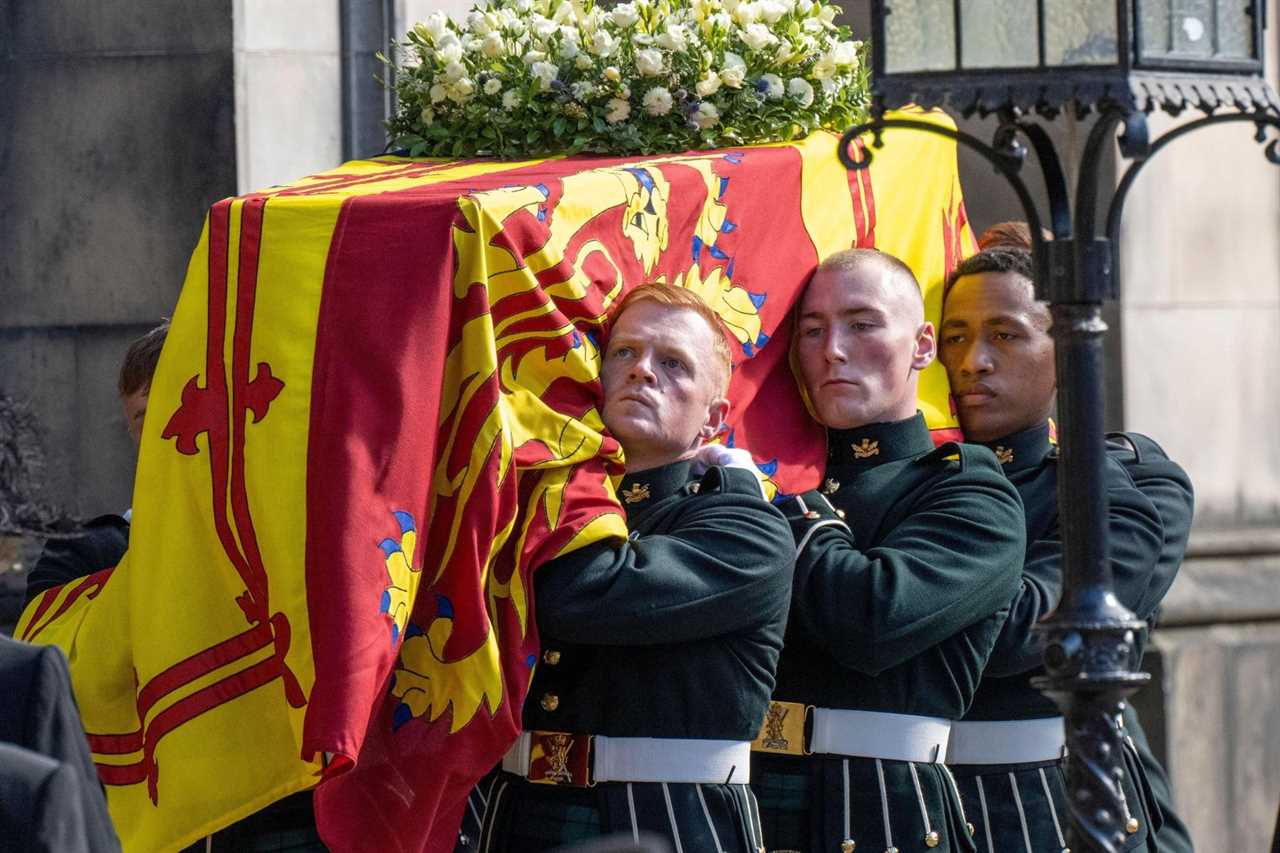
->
[794,266,935,429]
[122,386,149,449]
[601,301,729,472]
[939,271,1055,442]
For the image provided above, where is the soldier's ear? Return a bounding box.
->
[699,397,730,440]
[912,321,936,371]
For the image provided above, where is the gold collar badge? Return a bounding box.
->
[852,438,880,459]
[995,446,1014,465]
[621,482,651,504]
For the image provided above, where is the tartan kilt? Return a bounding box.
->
[477,771,765,853]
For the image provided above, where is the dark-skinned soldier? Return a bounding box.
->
[939,246,1194,853]
[752,248,1026,853]
[477,283,794,853]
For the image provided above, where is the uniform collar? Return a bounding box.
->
[826,412,934,473]
[617,459,694,512]
[982,421,1055,472]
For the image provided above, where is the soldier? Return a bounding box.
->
[477,283,794,853]
[938,245,1194,853]
[752,248,1025,853]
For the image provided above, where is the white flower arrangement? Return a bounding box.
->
[384,0,869,158]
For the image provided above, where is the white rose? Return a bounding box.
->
[444,60,468,81]
[575,53,594,69]
[760,72,784,99]
[605,97,631,123]
[757,0,786,23]
[620,84,631,98]
[695,70,721,97]
[635,47,665,76]
[449,77,475,101]
[802,16,823,33]
[720,51,747,88]
[530,60,559,90]
[820,75,841,95]
[572,80,595,100]
[481,31,506,58]
[436,40,464,66]
[484,77,503,95]
[610,2,640,27]
[560,25,581,45]
[523,49,547,64]
[589,29,618,57]
[560,38,580,59]
[430,82,448,103]
[642,85,673,115]
[503,90,522,109]
[604,65,621,81]
[741,22,777,51]
[416,11,449,42]
[466,11,491,35]
[693,101,720,128]
[787,76,814,106]
[831,39,859,66]
[656,24,689,52]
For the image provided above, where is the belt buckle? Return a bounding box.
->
[750,701,811,757]
[526,731,595,787]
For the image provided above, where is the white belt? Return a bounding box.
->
[502,732,752,784]
[945,717,1066,765]
[809,708,951,764]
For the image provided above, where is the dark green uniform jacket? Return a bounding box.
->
[753,413,1025,853]
[479,460,794,853]
[950,422,1195,853]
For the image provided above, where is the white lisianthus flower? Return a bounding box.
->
[802,16,823,33]
[642,86,674,115]
[514,0,534,11]
[695,70,721,97]
[787,76,814,106]
[444,60,468,81]
[796,0,813,11]
[530,60,559,90]
[620,84,632,98]
[572,80,595,100]
[589,29,618,57]
[610,2,640,27]
[720,51,747,88]
[419,107,435,125]
[560,25,581,45]
[709,11,732,28]
[575,53,594,69]
[416,11,449,42]
[466,11,492,35]
[811,54,836,79]
[532,16,559,41]
[503,90,522,109]
[553,0,575,23]
[604,65,621,82]
[723,0,742,12]
[759,72,784,99]
[498,8,520,29]
[635,47,665,76]
[580,8,605,34]
[741,22,777,51]
[831,39,859,66]
[757,0,786,23]
[656,24,689,52]
[523,49,547,64]
[605,97,631,123]
[693,101,720,128]
[430,82,448,103]
[484,77,503,95]
[436,39,464,66]
[561,39,580,59]
[481,31,506,58]
[818,4,836,23]
[732,1,758,25]
[820,75,841,95]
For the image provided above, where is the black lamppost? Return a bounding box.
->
[839,3,1279,851]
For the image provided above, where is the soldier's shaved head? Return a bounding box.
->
[814,249,925,325]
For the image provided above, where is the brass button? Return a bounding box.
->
[543,650,561,665]
[540,692,559,712]
[841,840,855,852]
[967,822,975,836]
[1126,817,1139,834]
[804,510,819,519]
[925,831,940,847]
[835,509,846,519]
[823,478,840,495]
[689,482,700,493]
[885,847,899,853]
